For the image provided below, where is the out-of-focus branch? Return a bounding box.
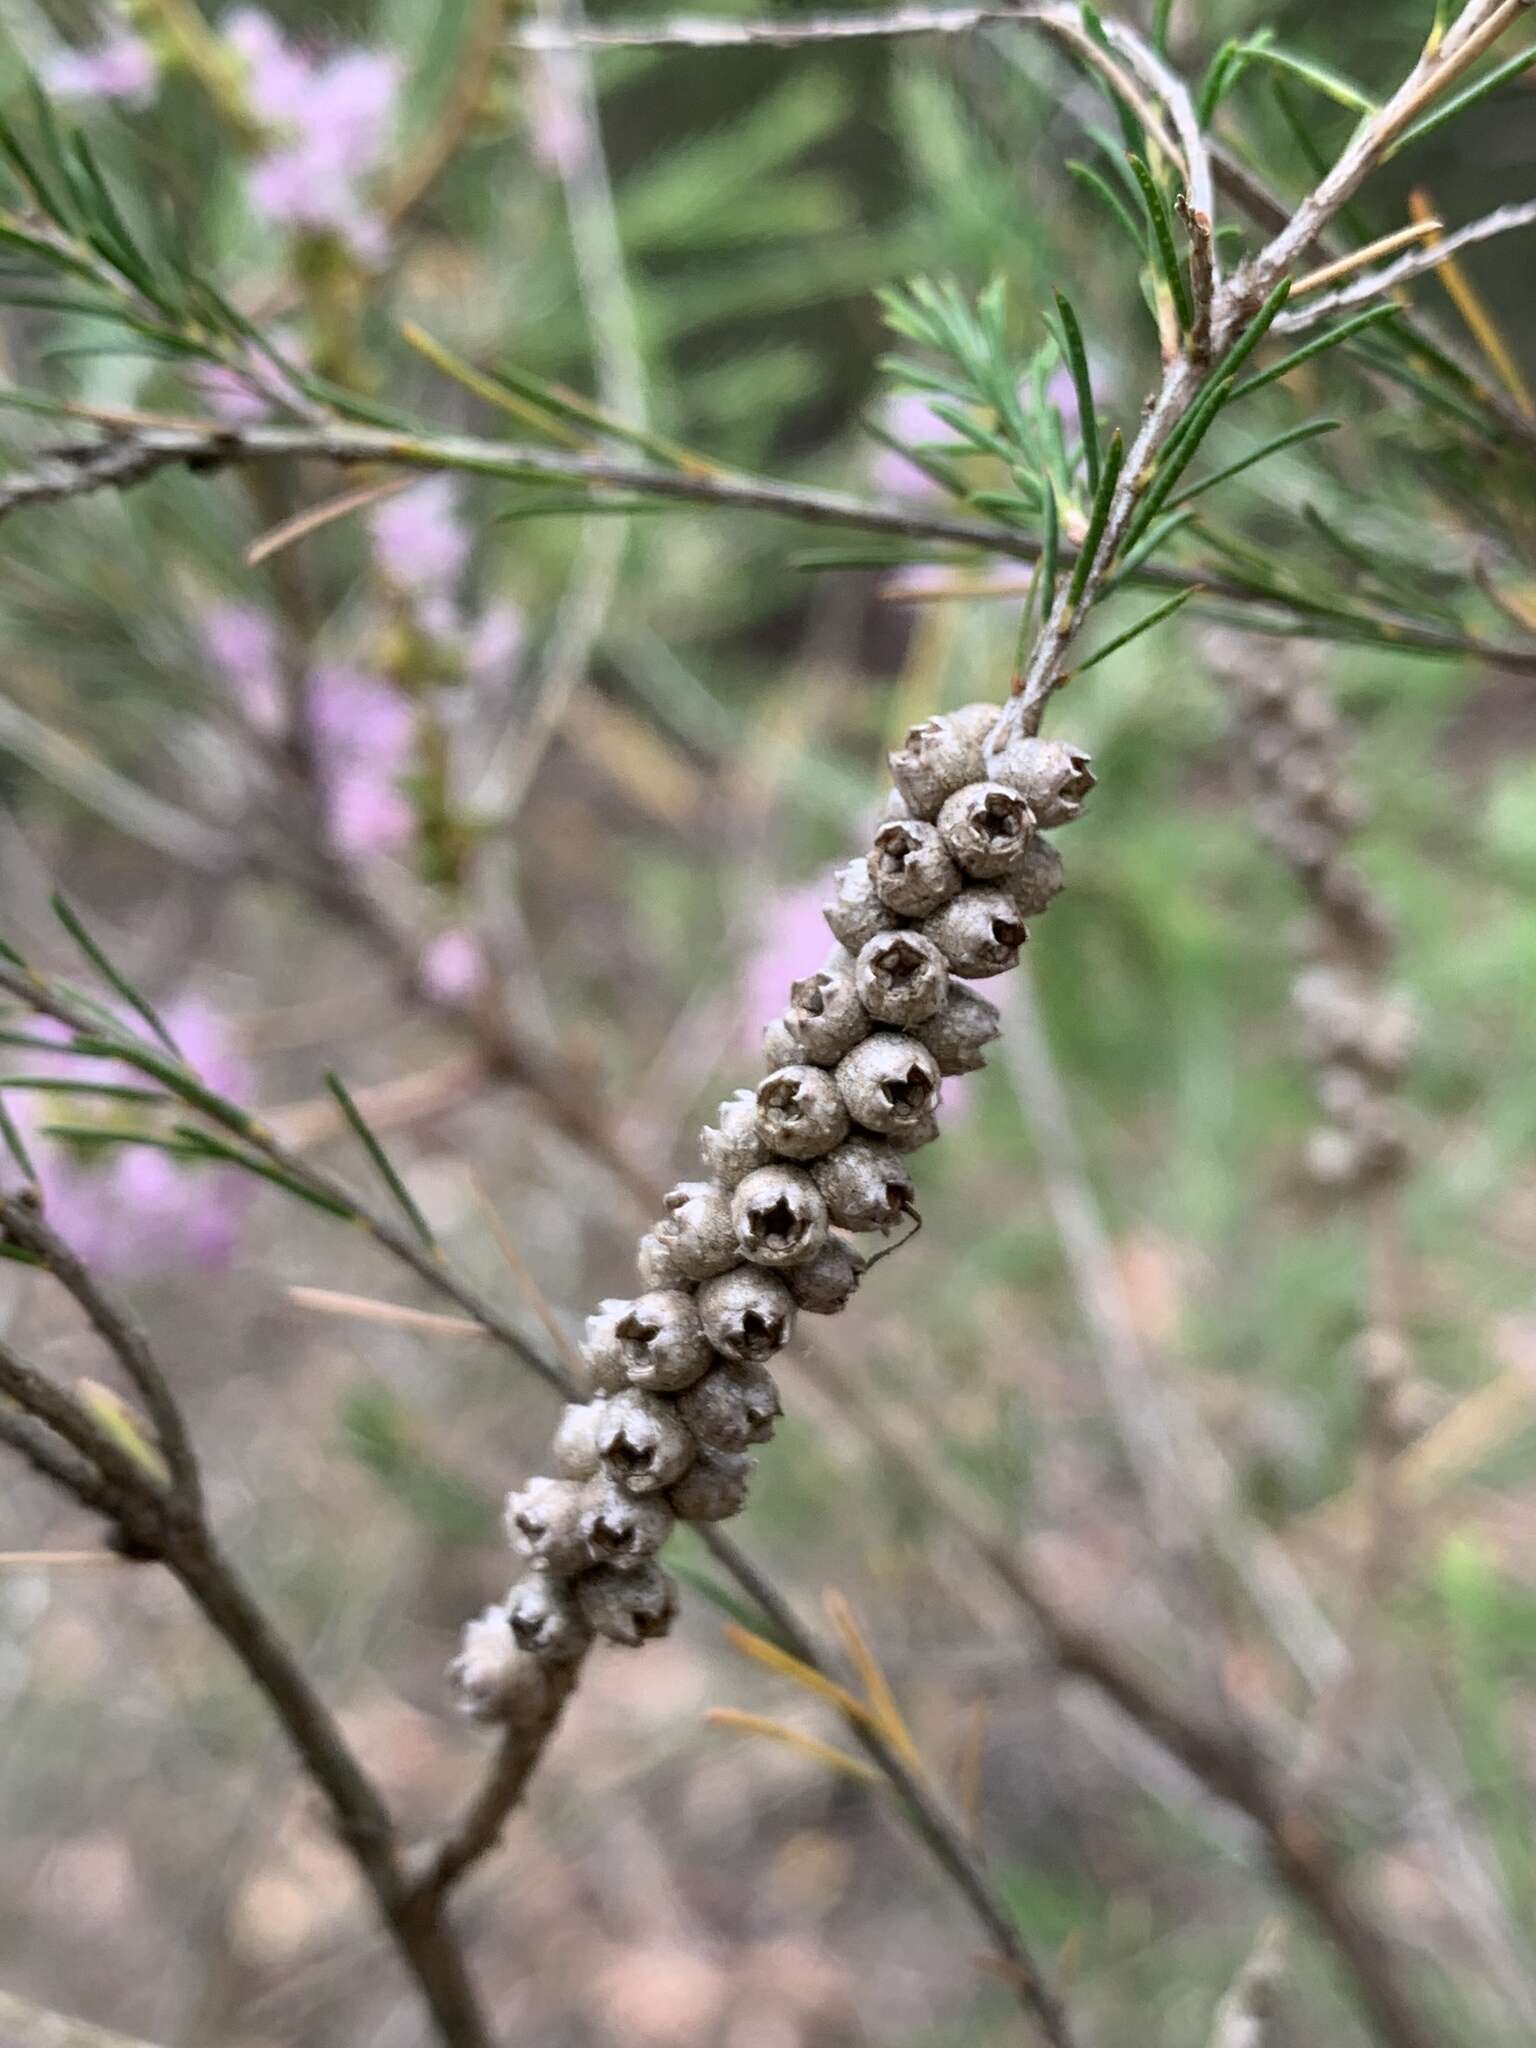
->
[1274,197,1536,333]
[3,420,1534,675]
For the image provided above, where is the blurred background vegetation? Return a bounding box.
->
[3,0,1536,2043]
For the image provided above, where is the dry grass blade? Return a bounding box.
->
[286,1285,491,1343]
[704,1708,884,1784]
[246,478,411,566]
[464,1169,588,1383]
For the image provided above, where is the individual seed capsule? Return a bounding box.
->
[835,1033,941,1138]
[889,712,985,820]
[505,1476,593,1575]
[871,819,962,918]
[636,1230,691,1291]
[552,1401,605,1480]
[936,780,1034,879]
[668,1447,754,1522]
[762,1014,800,1069]
[576,1560,678,1647]
[579,1478,674,1563]
[583,1298,640,1396]
[913,984,1002,1075]
[921,890,1026,978]
[989,737,1095,827]
[886,1109,940,1154]
[785,1236,865,1314]
[855,930,948,1028]
[810,1136,914,1233]
[696,1266,796,1364]
[613,1291,713,1393]
[949,700,1005,758]
[755,1063,851,1161]
[506,1573,591,1660]
[823,856,901,952]
[785,965,869,1065]
[700,1089,772,1189]
[654,1180,738,1281]
[675,1357,783,1453]
[450,1606,551,1723]
[730,1164,829,1268]
[1005,838,1065,918]
[595,1387,697,1494]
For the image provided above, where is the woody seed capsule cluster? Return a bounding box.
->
[453,700,1089,1722]
[1227,657,1413,1191]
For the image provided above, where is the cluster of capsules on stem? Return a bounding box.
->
[1228,664,1415,1193]
[451,701,1094,1724]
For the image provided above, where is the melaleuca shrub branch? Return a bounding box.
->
[451,703,1092,1720]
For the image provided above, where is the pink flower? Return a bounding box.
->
[871,391,958,500]
[309,664,415,858]
[736,883,831,1053]
[13,998,254,1277]
[420,928,487,1003]
[465,600,525,680]
[370,480,471,595]
[203,601,285,734]
[226,10,400,261]
[43,31,158,108]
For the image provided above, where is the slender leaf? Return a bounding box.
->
[1391,42,1536,155]
[1234,38,1376,113]
[1127,153,1195,332]
[0,1089,37,1183]
[325,1072,436,1249]
[1165,417,1341,509]
[1231,304,1402,400]
[1067,429,1126,607]
[50,895,181,1058]
[1067,159,1146,255]
[1040,479,1060,611]
[1053,290,1101,495]
[1071,586,1198,675]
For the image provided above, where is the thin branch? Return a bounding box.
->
[1275,198,1536,332]
[3,420,1534,677]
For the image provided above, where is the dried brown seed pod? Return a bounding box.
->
[506,1573,591,1660]
[636,1230,691,1291]
[949,701,1005,756]
[810,1136,915,1233]
[583,1299,640,1396]
[785,964,869,1066]
[696,1266,796,1364]
[889,711,987,820]
[921,889,1026,978]
[576,1560,678,1647]
[1005,838,1065,918]
[505,1475,593,1574]
[989,737,1095,826]
[700,1089,772,1189]
[552,1401,605,1480]
[579,1478,674,1563]
[654,1180,739,1281]
[450,1606,552,1723]
[871,819,962,918]
[613,1290,713,1393]
[785,1236,865,1314]
[855,930,948,1029]
[730,1164,829,1268]
[886,1109,940,1154]
[675,1357,783,1452]
[823,856,899,952]
[668,1447,754,1522]
[595,1387,697,1494]
[835,1032,941,1138]
[755,1063,851,1161]
[936,781,1034,879]
[762,1014,800,1069]
[913,984,1002,1075]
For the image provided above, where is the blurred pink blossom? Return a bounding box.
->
[42,31,158,108]
[202,601,285,733]
[12,999,254,1277]
[420,928,487,1003]
[226,10,400,261]
[309,664,415,858]
[370,480,471,595]
[527,68,584,179]
[465,599,526,680]
[736,882,830,1053]
[871,391,959,500]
